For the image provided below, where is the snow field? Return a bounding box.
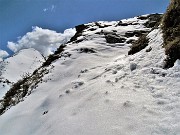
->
[0,16,180,135]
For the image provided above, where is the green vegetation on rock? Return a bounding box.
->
[162,0,180,68]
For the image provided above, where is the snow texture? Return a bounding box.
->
[0,16,180,135]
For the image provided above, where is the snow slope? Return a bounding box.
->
[0,16,180,135]
[0,48,45,99]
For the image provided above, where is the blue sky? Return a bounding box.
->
[0,0,169,55]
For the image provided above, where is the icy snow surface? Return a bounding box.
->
[0,16,180,135]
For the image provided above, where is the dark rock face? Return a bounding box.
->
[126,39,135,44]
[162,0,180,68]
[138,14,162,28]
[128,35,149,55]
[117,14,162,28]
[126,14,162,55]
[125,30,148,38]
[42,45,66,67]
[78,48,96,53]
[116,21,129,26]
[144,14,163,28]
[105,33,126,44]
[76,24,88,32]
[68,24,89,43]
[95,22,110,28]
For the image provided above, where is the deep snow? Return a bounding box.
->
[0,16,180,135]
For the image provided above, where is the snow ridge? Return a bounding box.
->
[0,15,180,135]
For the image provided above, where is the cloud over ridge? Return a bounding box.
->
[7,27,76,56]
[0,50,9,61]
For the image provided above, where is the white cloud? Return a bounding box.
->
[0,50,9,61]
[7,27,76,56]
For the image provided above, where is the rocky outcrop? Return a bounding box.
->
[128,14,162,55]
[128,35,149,55]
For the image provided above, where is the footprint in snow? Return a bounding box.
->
[59,94,63,98]
[112,70,117,74]
[156,99,166,105]
[65,89,71,94]
[106,80,114,86]
[105,91,109,95]
[43,110,48,115]
[104,99,110,103]
[73,81,84,88]
[58,89,71,98]
[123,101,133,107]
[78,69,88,77]
[80,69,88,73]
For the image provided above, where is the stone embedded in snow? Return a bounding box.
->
[130,63,137,71]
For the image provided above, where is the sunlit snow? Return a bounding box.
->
[0,16,179,135]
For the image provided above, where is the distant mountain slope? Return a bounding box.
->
[0,48,45,99]
[0,13,179,135]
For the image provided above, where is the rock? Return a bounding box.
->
[125,30,148,38]
[116,21,129,26]
[130,63,137,71]
[105,34,126,43]
[128,35,149,55]
[68,24,89,43]
[144,14,162,28]
[78,48,96,53]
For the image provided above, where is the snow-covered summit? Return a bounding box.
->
[0,14,180,135]
[0,48,45,99]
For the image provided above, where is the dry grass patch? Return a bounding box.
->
[161,0,180,68]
